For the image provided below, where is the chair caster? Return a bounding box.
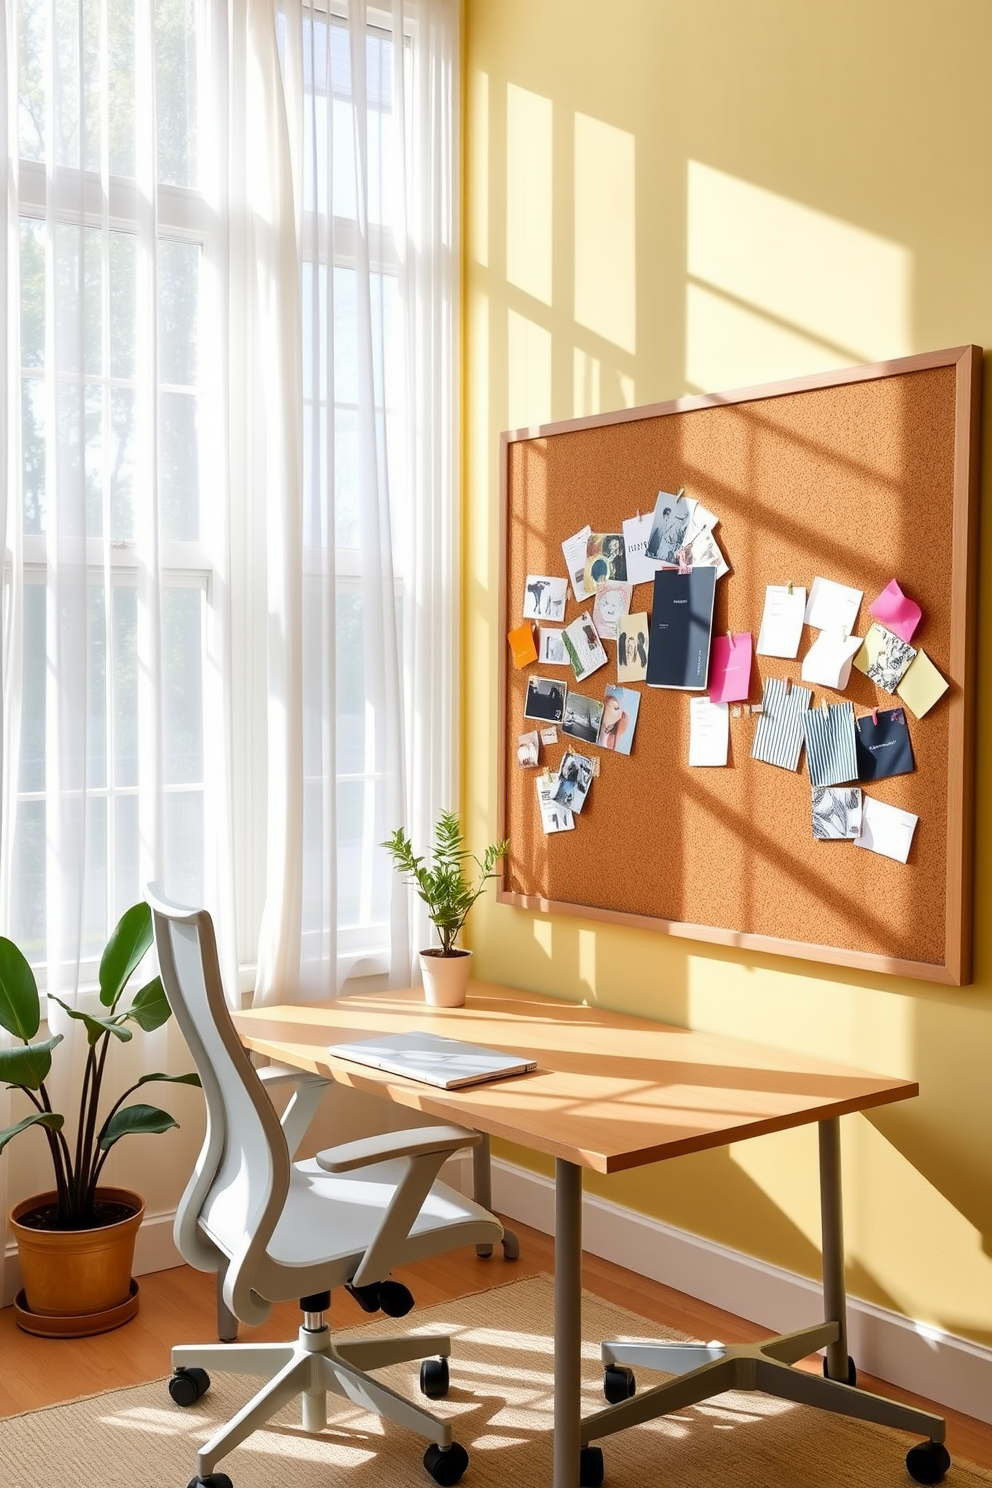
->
[906,1441,951,1484]
[822,1354,858,1386]
[501,1229,521,1260]
[423,1441,469,1485]
[170,1367,211,1406]
[579,1444,604,1486]
[420,1356,450,1399]
[603,1364,636,1404]
[346,1279,414,1316]
[186,1475,232,1488]
[378,1279,414,1317]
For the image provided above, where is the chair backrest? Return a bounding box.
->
[147,886,291,1273]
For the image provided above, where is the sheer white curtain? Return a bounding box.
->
[251,0,461,1004]
[1,0,238,1264]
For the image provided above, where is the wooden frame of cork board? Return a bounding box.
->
[495,345,983,986]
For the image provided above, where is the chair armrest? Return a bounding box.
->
[257,1065,334,1157]
[315,1124,482,1174]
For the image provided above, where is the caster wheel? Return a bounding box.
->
[603,1364,636,1404]
[501,1231,521,1261]
[347,1281,384,1313]
[170,1367,211,1406]
[186,1476,232,1488]
[379,1279,415,1317]
[906,1441,951,1485]
[423,1441,469,1485]
[579,1445,605,1487]
[822,1354,858,1386]
[420,1357,450,1399]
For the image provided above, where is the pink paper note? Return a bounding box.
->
[869,580,921,645]
[709,633,752,703]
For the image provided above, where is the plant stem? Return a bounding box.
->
[72,1044,96,1213]
[79,1032,112,1216]
[28,1084,72,1221]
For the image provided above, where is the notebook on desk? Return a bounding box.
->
[327,1029,537,1089]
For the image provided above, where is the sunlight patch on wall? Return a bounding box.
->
[574,113,636,354]
[533,918,553,958]
[470,71,489,268]
[578,927,597,997]
[506,84,553,306]
[686,161,912,388]
[507,309,552,430]
[573,346,601,417]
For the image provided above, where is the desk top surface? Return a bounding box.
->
[233,982,917,1174]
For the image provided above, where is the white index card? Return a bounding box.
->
[756,585,807,658]
[561,525,592,603]
[854,796,918,864]
[804,576,863,634]
[689,697,729,766]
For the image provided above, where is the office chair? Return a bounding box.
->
[149,888,504,1488]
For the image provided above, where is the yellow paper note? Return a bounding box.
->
[897,649,949,718]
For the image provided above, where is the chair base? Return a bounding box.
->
[583,1323,946,1454]
[173,1321,456,1480]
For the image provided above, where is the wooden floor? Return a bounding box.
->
[2,1216,990,1471]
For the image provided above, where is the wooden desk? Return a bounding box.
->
[234,981,919,1488]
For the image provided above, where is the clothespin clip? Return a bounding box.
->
[743,704,751,716]
[787,580,794,596]
[822,697,830,712]
[677,546,691,575]
[675,486,685,500]
[872,708,878,726]
[731,705,741,718]
[636,508,641,522]
[727,630,734,647]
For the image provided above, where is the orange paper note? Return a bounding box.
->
[508,622,538,669]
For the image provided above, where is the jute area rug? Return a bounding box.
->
[2,1274,988,1487]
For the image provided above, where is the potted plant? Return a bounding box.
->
[0,901,199,1337]
[383,811,508,1007]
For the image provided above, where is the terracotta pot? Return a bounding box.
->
[10,1187,144,1321]
[419,948,472,1008]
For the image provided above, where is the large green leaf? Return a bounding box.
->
[98,1102,179,1150]
[132,1070,201,1089]
[0,937,41,1040]
[0,1035,62,1090]
[0,1111,64,1155]
[99,902,153,1010]
[48,994,133,1048]
[124,976,172,1032]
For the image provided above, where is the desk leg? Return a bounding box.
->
[818,1118,850,1381]
[554,1157,582,1488]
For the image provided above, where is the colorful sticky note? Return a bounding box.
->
[709,633,752,703]
[896,649,949,719]
[508,622,538,669]
[869,580,922,645]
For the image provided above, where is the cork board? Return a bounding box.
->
[496,347,982,985]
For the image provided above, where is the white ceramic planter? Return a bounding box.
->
[419,948,472,1007]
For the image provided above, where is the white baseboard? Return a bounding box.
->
[480,1155,992,1427]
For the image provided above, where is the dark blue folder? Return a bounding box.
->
[646,567,717,690]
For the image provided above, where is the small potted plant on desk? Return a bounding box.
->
[383,810,508,1007]
[0,901,199,1337]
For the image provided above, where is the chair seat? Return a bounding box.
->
[202,1156,499,1282]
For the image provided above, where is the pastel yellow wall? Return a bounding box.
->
[462,0,992,1347]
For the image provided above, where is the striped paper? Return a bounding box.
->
[751,677,813,771]
[803,700,858,788]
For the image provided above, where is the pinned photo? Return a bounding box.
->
[562,611,608,681]
[812,786,863,841]
[522,574,568,621]
[854,622,917,693]
[617,613,649,683]
[597,684,640,754]
[592,580,632,641]
[645,488,691,566]
[562,692,604,745]
[561,524,592,604]
[553,750,593,814]
[538,627,568,665]
[516,730,540,768]
[523,676,567,723]
[536,773,574,834]
[583,532,627,595]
